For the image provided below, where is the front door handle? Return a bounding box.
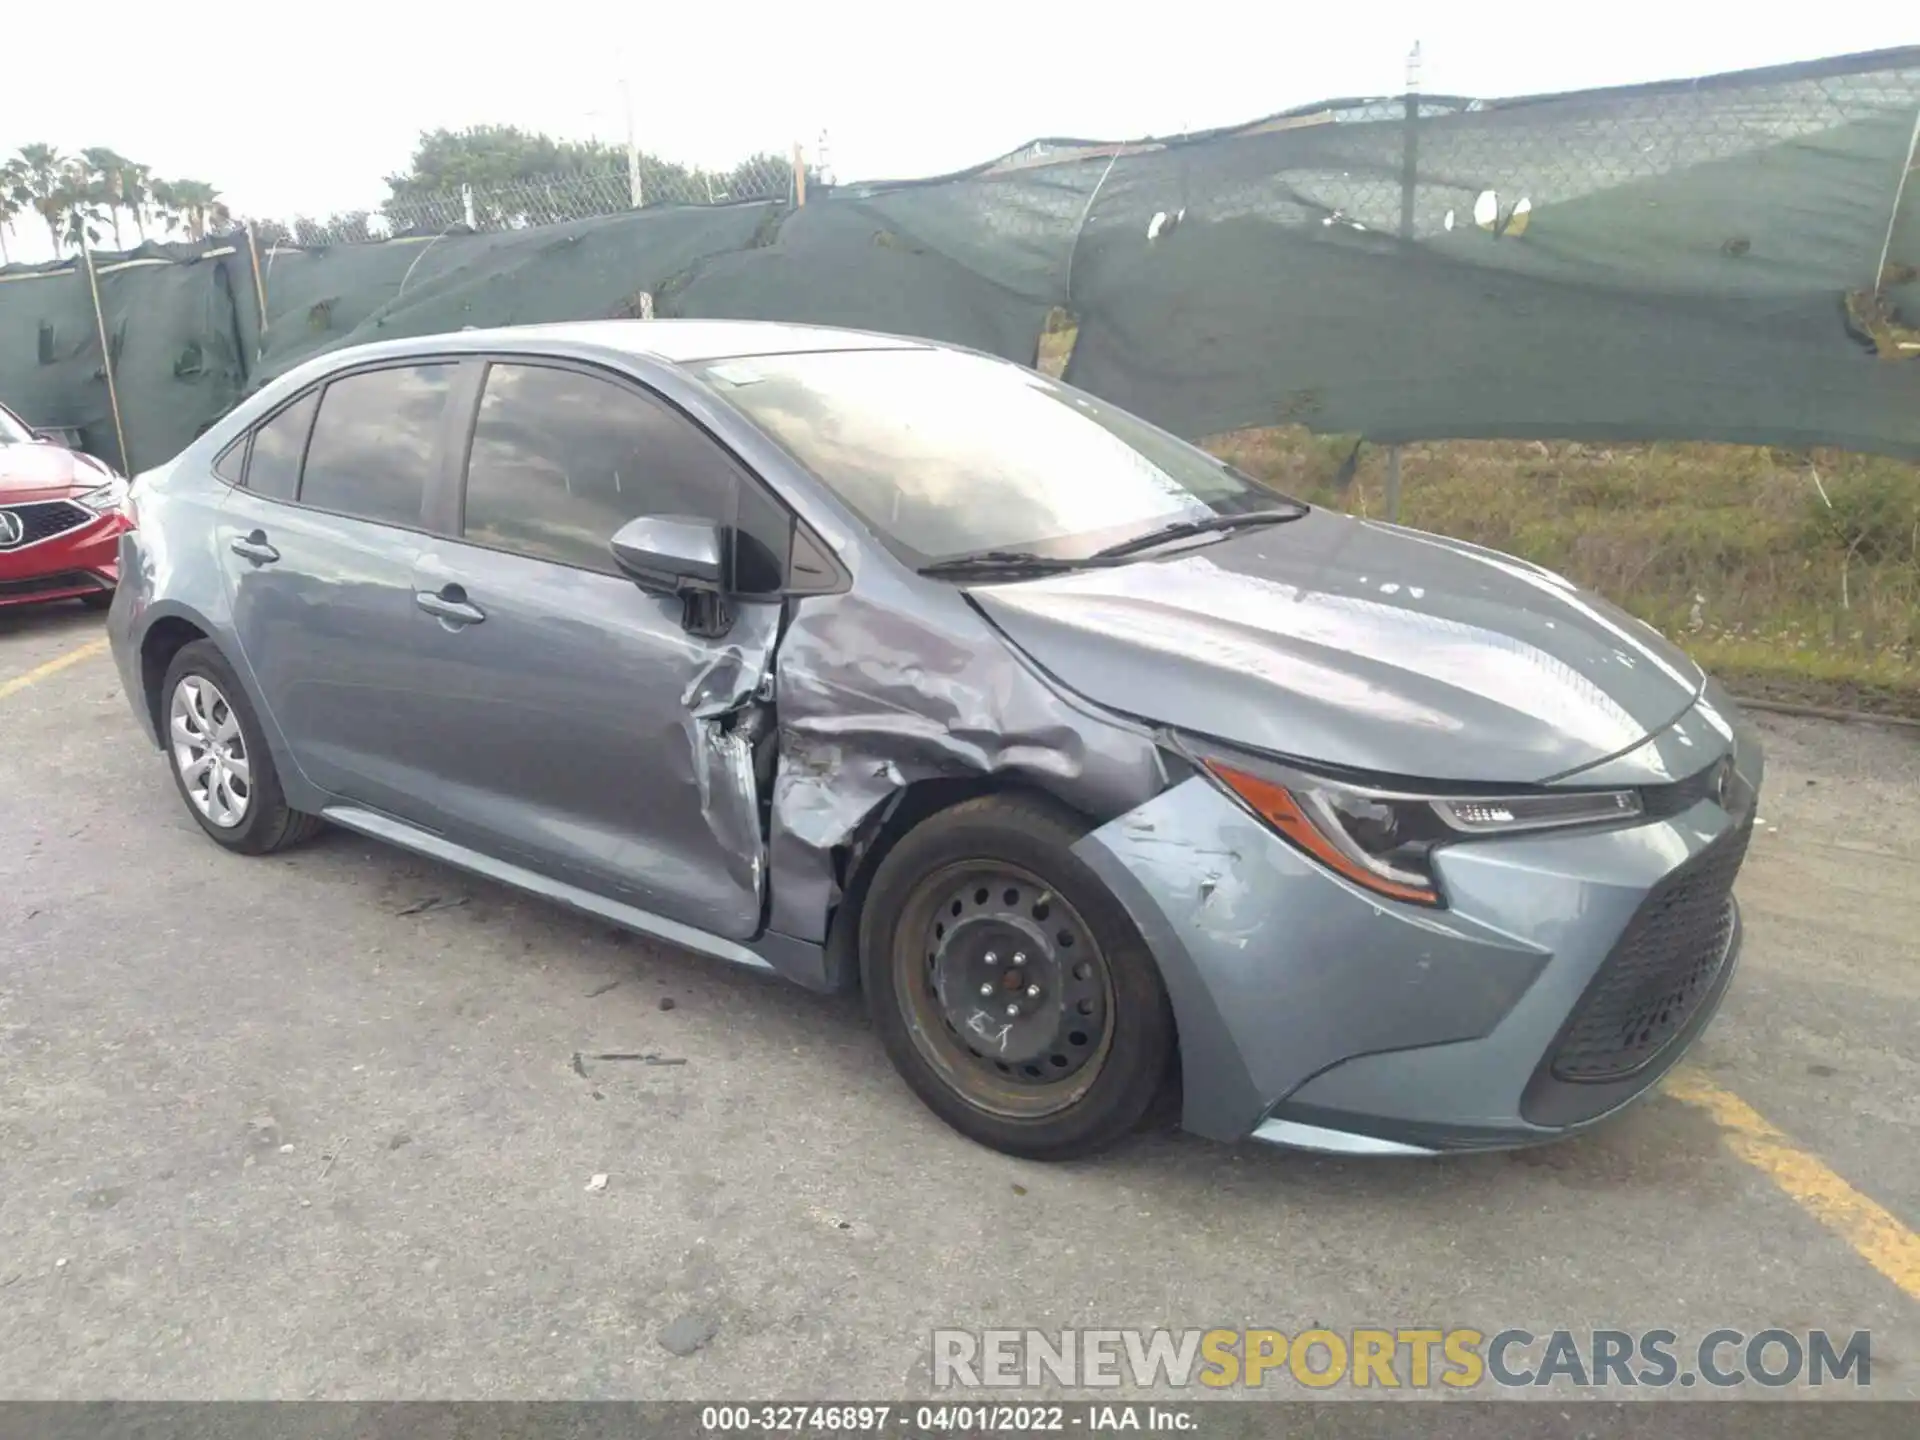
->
[416,585,486,627]
[229,530,279,564]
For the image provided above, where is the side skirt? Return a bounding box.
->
[320,804,792,977]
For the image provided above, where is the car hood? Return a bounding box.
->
[0,441,105,498]
[967,508,1705,785]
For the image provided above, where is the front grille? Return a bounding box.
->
[0,569,102,598]
[0,499,93,548]
[1548,821,1752,1082]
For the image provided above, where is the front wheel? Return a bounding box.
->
[160,640,323,854]
[860,793,1175,1160]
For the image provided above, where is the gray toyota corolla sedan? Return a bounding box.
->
[107,320,1762,1160]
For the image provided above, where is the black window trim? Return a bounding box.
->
[228,357,465,537]
[444,352,840,597]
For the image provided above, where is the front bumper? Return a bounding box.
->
[1071,712,1763,1153]
[0,504,123,607]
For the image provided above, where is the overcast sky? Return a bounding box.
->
[2,0,1913,251]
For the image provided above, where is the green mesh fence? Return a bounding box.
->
[2,46,1916,473]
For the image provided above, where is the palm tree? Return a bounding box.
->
[57,161,108,254]
[13,143,70,255]
[121,161,154,242]
[167,179,229,242]
[79,147,136,248]
[147,177,180,239]
[0,158,27,265]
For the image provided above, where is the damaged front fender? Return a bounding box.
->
[760,563,1173,985]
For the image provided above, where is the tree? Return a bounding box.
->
[0,158,26,265]
[384,125,627,199]
[165,180,229,242]
[12,143,71,255]
[121,160,154,242]
[79,147,136,249]
[147,177,180,238]
[242,216,294,247]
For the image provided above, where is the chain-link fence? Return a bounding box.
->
[255,153,800,247]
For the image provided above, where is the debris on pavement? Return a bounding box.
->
[589,1052,687,1066]
[658,1311,720,1357]
[585,1173,609,1193]
[394,895,470,917]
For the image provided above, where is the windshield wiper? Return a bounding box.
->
[918,550,1093,577]
[1086,504,1309,561]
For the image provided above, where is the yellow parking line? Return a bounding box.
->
[0,637,109,701]
[1667,1068,1920,1302]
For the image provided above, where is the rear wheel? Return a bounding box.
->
[160,640,323,854]
[860,794,1174,1160]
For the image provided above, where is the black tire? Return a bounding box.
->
[159,640,324,854]
[860,793,1175,1160]
[79,589,114,611]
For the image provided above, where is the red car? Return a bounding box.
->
[0,401,131,610]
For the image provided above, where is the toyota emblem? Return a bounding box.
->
[0,509,24,549]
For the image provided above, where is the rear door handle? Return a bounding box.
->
[416,585,486,626]
[230,531,279,564]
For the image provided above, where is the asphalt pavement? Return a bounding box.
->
[1,602,1916,1401]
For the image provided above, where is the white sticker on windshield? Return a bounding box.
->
[705,361,765,387]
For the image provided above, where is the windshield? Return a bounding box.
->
[695,348,1289,564]
[0,405,33,445]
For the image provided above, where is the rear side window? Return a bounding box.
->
[462,363,779,586]
[212,437,247,485]
[299,364,453,526]
[243,390,319,500]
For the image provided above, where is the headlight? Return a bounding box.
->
[1189,743,1642,907]
[75,473,128,514]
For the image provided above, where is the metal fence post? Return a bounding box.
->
[461,184,477,229]
[244,222,270,366]
[1384,41,1421,524]
[1874,96,1920,294]
[793,142,807,207]
[79,232,131,476]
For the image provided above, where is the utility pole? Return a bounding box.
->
[621,79,644,209]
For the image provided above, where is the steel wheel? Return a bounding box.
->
[169,675,251,829]
[894,859,1117,1119]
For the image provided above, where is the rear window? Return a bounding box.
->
[299,364,453,526]
[243,391,318,500]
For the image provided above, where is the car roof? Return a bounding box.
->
[446,319,936,364]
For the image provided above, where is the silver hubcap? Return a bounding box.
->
[170,675,251,829]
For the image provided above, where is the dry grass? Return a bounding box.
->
[1037,316,1918,714]
[1204,428,1920,716]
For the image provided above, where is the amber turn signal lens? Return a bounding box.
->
[1204,760,1441,906]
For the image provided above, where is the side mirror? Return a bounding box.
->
[609,515,734,637]
[609,515,728,595]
